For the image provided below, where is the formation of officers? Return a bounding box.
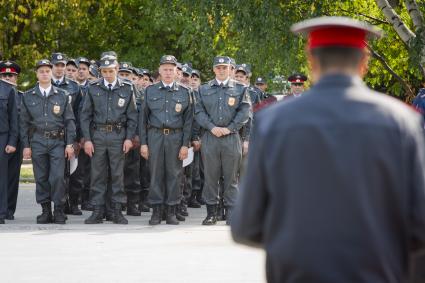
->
[0,51,308,225]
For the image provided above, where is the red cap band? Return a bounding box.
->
[308,27,367,49]
[0,67,17,74]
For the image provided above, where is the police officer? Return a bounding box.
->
[66,59,78,81]
[231,17,425,283]
[118,61,143,216]
[0,61,23,220]
[51,52,83,215]
[139,55,193,225]
[80,57,138,225]
[253,77,277,112]
[0,62,19,224]
[287,73,308,98]
[20,59,76,224]
[71,57,93,211]
[195,56,250,225]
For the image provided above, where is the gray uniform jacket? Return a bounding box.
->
[195,79,250,133]
[231,74,425,283]
[0,80,18,147]
[139,82,193,147]
[80,78,138,141]
[20,85,76,147]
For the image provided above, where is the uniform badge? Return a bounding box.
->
[118,98,125,107]
[175,103,182,113]
[53,105,61,114]
[5,68,11,73]
[228,97,236,106]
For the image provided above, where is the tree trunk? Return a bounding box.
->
[375,0,416,44]
[404,0,424,30]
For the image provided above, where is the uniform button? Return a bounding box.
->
[166,110,168,112]
[44,114,47,116]
[166,100,168,103]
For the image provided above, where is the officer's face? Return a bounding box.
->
[139,75,151,89]
[190,76,201,89]
[1,73,18,85]
[36,66,53,84]
[78,64,90,82]
[101,67,118,83]
[159,64,177,84]
[52,63,66,78]
[118,71,131,80]
[131,74,138,84]
[176,69,183,82]
[66,65,78,80]
[291,83,304,95]
[235,71,248,85]
[180,73,191,87]
[213,65,231,81]
[256,83,267,92]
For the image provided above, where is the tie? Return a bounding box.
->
[108,84,112,91]
[43,91,47,97]
[166,86,171,91]
[219,83,224,88]
[56,80,60,85]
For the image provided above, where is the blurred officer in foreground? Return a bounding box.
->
[21,60,76,224]
[231,17,425,283]
[0,61,22,220]
[81,57,138,224]
[0,61,19,224]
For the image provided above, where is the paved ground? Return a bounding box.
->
[0,184,265,283]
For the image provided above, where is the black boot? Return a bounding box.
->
[70,195,83,216]
[85,206,104,224]
[127,194,141,216]
[149,204,162,225]
[188,191,201,208]
[53,205,67,224]
[0,218,5,224]
[37,202,53,224]
[202,204,217,225]
[176,205,186,222]
[139,191,150,212]
[81,191,93,211]
[179,201,189,217]
[225,206,233,225]
[113,203,128,224]
[166,205,179,225]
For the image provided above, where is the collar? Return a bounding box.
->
[104,78,117,89]
[215,78,230,86]
[78,80,88,86]
[161,81,174,88]
[39,84,52,96]
[53,76,65,84]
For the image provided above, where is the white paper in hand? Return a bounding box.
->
[70,156,78,175]
[183,147,194,167]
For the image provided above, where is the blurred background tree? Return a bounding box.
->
[0,0,423,100]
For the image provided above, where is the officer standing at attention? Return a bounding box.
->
[195,56,250,225]
[0,61,23,220]
[20,59,76,224]
[0,61,18,224]
[231,17,425,283]
[51,52,82,215]
[140,55,193,225]
[81,57,138,225]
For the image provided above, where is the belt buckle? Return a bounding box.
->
[106,125,113,132]
[163,128,170,135]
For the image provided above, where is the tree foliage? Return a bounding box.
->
[0,0,424,100]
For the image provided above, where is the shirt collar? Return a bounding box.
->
[161,81,174,88]
[215,78,229,86]
[39,84,52,96]
[53,76,64,84]
[104,78,117,88]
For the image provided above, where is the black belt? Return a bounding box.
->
[95,123,124,133]
[35,129,64,139]
[150,126,182,135]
